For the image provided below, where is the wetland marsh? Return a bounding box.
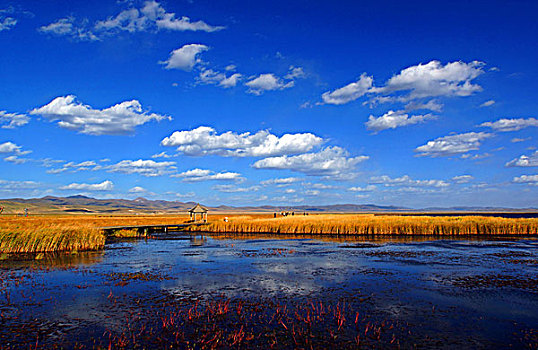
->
[1,233,537,348]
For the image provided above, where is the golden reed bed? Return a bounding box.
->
[185,214,538,236]
[0,214,537,254]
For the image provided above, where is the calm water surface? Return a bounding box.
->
[1,234,537,348]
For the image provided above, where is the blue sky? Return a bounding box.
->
[0,0,537,208]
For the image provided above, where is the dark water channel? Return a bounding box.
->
[1,234,537,348]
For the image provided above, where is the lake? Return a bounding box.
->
[1,233,537,348]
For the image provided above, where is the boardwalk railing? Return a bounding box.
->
[100,223,208,236]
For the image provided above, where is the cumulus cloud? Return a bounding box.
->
[213,184,260,192]
[30,95,170,135]
[198,69,241,88]
[60,180,114,191]
[511,137,531,143]
[365,110,435,132]
[452,175,474,183]
[245,73,294,95]
[172,168,243,182]
[260,177,301,186]
[0,15,16,31]
[160,44,208,71]
[284,66,306,80]
[373,60,484,100]
[39,17,99,41]
[46,160,98,174]
[348,185,377,192]
[480,100,495,107]
[512,174,538,185]
[0,110,29,129]
[479,117,538,132]
[370,175,449,188]
[415,132,493,157]
[252,146,368,176]
[106,159,176,177]
[0,141,29,155]
[40,1,224,41]
[0,179,40,197]
[156,14,225,32]
[506,150,538,167]
[161,126,324,157]
[321,73,373,105]
[404,100,443,112]
[128,186,147,193]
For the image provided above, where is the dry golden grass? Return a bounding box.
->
[0,215,191,253]
[1,213,536,254]
[185,214,538,236]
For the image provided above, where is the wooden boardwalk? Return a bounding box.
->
[100,222,208,236]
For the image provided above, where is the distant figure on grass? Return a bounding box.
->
[24,208,29,217]
[0,206,3,214]
[224,217,228,222]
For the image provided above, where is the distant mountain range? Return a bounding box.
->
[0,195,536,215]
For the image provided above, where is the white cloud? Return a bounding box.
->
[284,66,306,80]
[305,190,320,196]
[479,117,538,132]
[0,16,16,31]
[106,159,176,177]
[172,168,243,182]
[198,69,241,88]
[39,17,99,41]
[46,160,98,174]
[348,185,377,192]
[0,179,40,197]
[60,180,114,191]
[506,151,538,167]
[160,44,208,71]
[480,100,495,107]
[0,110,29,129]
[370,175,449,187]
[404,100,443,112]
[4,155,26,164]
[512,175,538,185]
[511,137,531,143]
[30,95,170,135]
[0,141,27,155]
[213,184,260,192]
[415,132,493,157]
[156,14,225,32]
[252,146,368,176]
[452,175,474,183]
[128,186,147,193]
[151,151,172,158]
[365,110,435,132]
[260,177,301,186]
[245,73,294,95]
[306,183,336,189]
[321,73,373,105]
[161,126,324,157]
[373,60,484,100]
[40,1,224,41]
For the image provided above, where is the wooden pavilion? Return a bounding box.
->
[188,203,208,222]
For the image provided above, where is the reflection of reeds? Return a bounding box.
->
[186,214,538,236]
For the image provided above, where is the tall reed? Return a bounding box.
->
[185,214,538,236]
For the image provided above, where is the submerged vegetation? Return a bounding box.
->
[0,213,537,254]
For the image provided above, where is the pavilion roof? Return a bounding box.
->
[188,203,208,213]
